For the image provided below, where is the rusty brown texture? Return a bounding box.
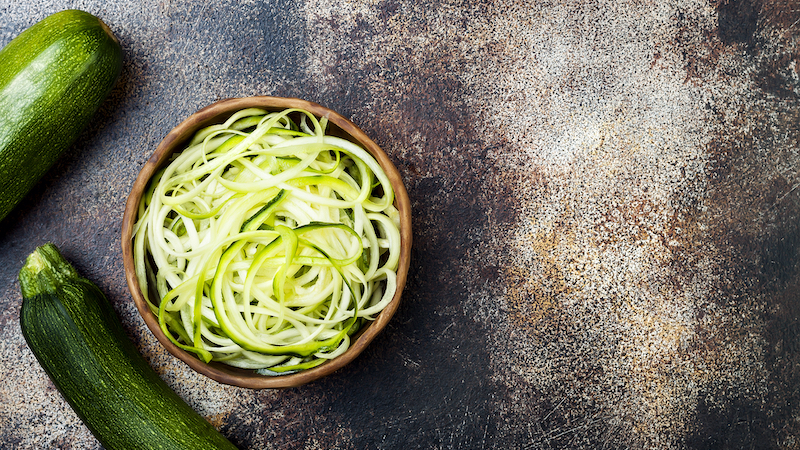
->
[1,0,800,448]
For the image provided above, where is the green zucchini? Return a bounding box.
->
[0,10,122,222]
[19,244,238,450]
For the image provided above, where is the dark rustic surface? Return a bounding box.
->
[1,0,800,448]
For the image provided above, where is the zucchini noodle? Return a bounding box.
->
[132,108,401,374]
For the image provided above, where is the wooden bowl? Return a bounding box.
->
[121,96,412,389]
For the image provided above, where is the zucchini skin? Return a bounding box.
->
[0,10,122,222]
[19,244,239,450]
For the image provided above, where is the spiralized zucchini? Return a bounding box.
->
[132,108,401,374]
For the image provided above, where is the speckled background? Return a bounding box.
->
[1,0,799,448]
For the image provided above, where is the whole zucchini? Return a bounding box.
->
[19,244,238,450]
[0,10,122,222]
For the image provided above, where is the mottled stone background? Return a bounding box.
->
[0,0,799,448]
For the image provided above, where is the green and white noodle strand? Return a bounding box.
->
[132,108,401,374]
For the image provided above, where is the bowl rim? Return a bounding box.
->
[120,96,412,389]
